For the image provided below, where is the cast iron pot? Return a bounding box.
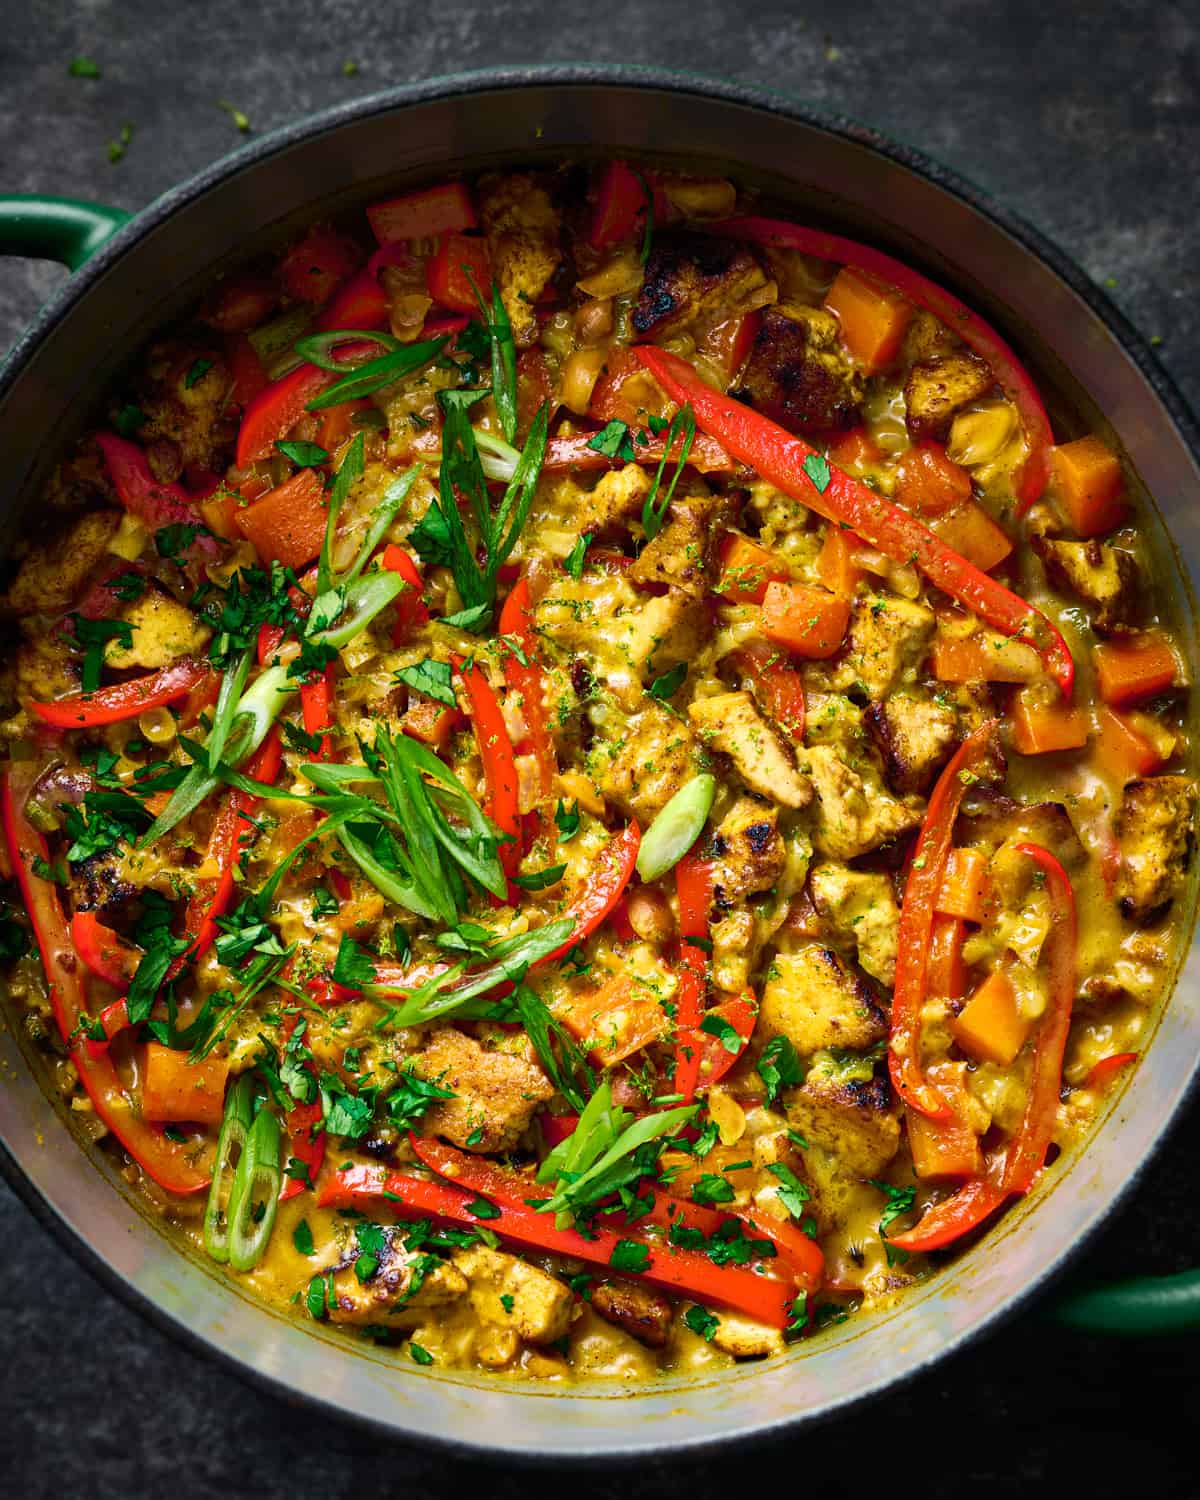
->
[1,66,1199,1460]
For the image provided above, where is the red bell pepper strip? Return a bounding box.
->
[2,763,210,1193]
[635,347,1074,699]
[890,843,1077,1253]
[257,622,285,666]
[731,643,806,741]
[301,665,336,762]
[95,434,223,560]
[633,1183,823,1290]
[1085,1051,1137,1090]
[397,1137,799,1324]
[83,995,133,1059]
[279,1099,325,1202]
[589,161,650,249]
[316,269,390,332]
[690,990,758,1092]
[674,852,714,1104]
[544,822,641,963]
[709,215,1054,511]
[497,577,556,800]
[235,363,336,467]
[29,657,211,729]
[70,911,140,987]
[381,545,430,642]
[890,721,1000,1120]
[543,429,734,476]
[452,655,521,880]
[167,729,284,979]
[366,182,476,245]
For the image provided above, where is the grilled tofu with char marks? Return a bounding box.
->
[688,690,811,809]
[904,350,993,442]
[479,173,562,348]
[803,743,921,859]
[865,689,960,796]
[736,304,864,433]
[413,1026,554,1154]
[327,1227,468,1326]
[592,697,703,823]
[590,1279,674,1349]
[632,233,770,338]
[828,593,936,702]
[1033,536,1140,636]
[760,943,888,1058]
[0,511,120,618]
[784,1063,901,1178]
[1114,775,1197,923]
[809,862,901,987]
[711,795,785,904]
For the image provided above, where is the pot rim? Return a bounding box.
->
[1,63,1198,1462]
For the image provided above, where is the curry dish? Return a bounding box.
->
[1,163,1194,1379]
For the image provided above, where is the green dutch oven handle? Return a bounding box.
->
[0,193,1196,1339]
[0,194,130,272]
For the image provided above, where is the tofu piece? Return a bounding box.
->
[590,1279,674,1349]
[809,862,901,986]
[451,1243,573,1345]
[479,173,561,348]
[711,796,785,904]
[784,1067,901,1177]
[0,510,120,617]
[865,690,959,796]
[1114,775,1197,923]
[760,944,888,1057]
[15,631,80,703]
[1033,537,1140,636]
[138,342,234,470]
[627,494,723,597]
[613,588,712,682]
[709,1312,786,1359]
[804,744,921,858]
[830,593,935,701]
[577,463,651,537]
[413,1026,554,1154]
[104,588,212,670]
[327,1227,468,1326]
[632,232,770,337]
[904,351,994,441]
[736,305,864,433]
[592,698,702,823]
[688,691,812,809]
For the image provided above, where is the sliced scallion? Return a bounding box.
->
[305,336,448,411]
[248,305,313,364]
[293,328,401,372]
[635,773,715,883]
[306,571,406,650]
[226,1101,282,1272]
[203,1074,255,1265]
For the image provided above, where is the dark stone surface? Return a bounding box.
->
[0,3,1197,1495]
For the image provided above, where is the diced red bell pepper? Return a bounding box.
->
[316,269,390,332]
[95,434,222,560]
[382,545,430,643]
[29,657,211,729]
[279,226,362,306]
[674,852,714,1104]
[366,182,477,245]
[545,822,641,963]
[697,311,761,386]
[2,763,210,1193]
[279,1099,326,1202]
[70,911,141,987]
[301,665,336,762]
[235,362,336,466]
[426,233,492,313]
[234,467,329,571]
[224,332,269,408]
[710,216,1054,511]
[890,722,1000,1121]
[690,990,758,1092]
[730,643,806,741]
[498,577,556,802]
[453,654,521,881]
[635,345,1074,699]
[589,161,649,249]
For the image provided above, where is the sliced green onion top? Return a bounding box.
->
[227,1102,282,1273]
[635,773,715,883]
[203,1074,255,1266]
[293,328,402,372]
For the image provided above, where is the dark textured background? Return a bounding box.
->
[2,4,1198,1495]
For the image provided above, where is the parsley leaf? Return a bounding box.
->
[184,358,213,390]
[394,658,457,708]
[586,420,636,463]
[565,534,591,580]
[320,1073,374,1139]
[293,1219,315,1255]
[554,799,580,842]
[610,1239,651,1274]
[384,1069,456,1131]
[766,1162,811,1220]
[683,1304,719,1341]
[870,1179,917,1267]
[311,885,339,920]
[757,1035,804,1105]
[699,1014,743,1056]
[512,864,566,892]
[71,615,133,691]
[409,1341,434,1365]
[332,934,376,990]
[113,404,145,437]
[803,453,831,495]
[648,662,687,700]
[691,1173,736,1207]
[275,439,330,468]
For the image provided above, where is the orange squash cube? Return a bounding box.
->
[952,970,1030,1066]
[824,267,913,374]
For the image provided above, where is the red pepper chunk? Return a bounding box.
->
[673,852,714,1104]
[889,722,1000,1121]
[498,577,557,801]
[381,545,430,643]
[400,1137,802,1324]
[70,911,140,987]
[890,843,1077,1253]
[426,233,492,313]
[452,654,521,881]
[316,269,389,332]
[95,434,223,561]
[366,182,477,245]
[301,666,336,762]
[589,161,649,248]
[708,216,1055,512]
[634,346,1074,700]
[2,763,210,1194]
[235,363,336,467]
[29,657,210,728]
[544,822,641,963]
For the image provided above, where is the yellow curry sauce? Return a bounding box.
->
[0,161,1194,1380]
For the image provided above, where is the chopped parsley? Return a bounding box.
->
[683,1304,719,1341]
[394,657,457,708]
[757,1035,804,1105]
[610,1239,651,1274]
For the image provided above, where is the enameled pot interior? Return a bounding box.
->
[1,74,1198,1458]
